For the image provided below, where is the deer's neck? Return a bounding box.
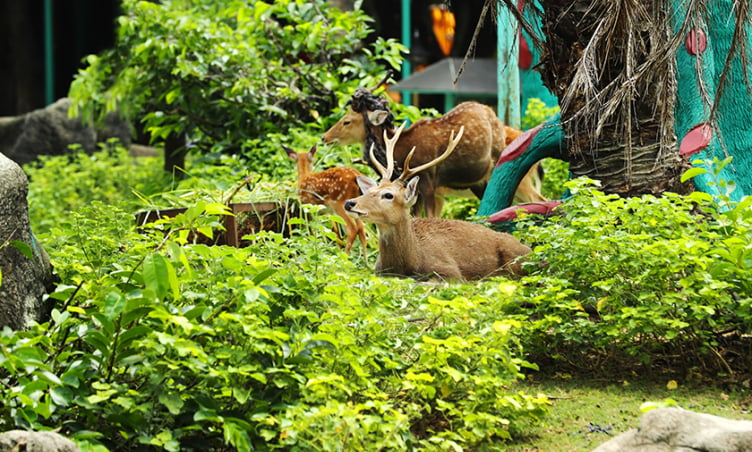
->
[296,160,311,188]
[363,126,387,156]
[376,217,420,275]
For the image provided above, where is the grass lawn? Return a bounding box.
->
[506,376,752,451]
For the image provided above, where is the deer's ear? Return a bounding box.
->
[367,110,390,126]
[307,145,317,161]
[356,175,377,194]
[405,177,420,206]
[283,146,297,161]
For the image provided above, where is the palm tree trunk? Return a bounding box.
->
[537,0,692,197]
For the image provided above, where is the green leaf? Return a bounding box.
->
[122,306,154,326]
[9,240,34,259]
[194,409,222,423]
[252,267,277,285]
[142,254,179,300]
[92,313,115,336]
[83,330,111,362]
[87,388,118,404]
[167,241,193,279]
[680,166,707,183]
[158,392,184,415]
[165,87,181,105]
[103,291,127,320]
[223,418,253,452]
[116,325,152,355]
[50,386,74,407]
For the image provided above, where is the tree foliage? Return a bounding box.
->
[69,0,405,165]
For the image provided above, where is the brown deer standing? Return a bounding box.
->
[284,144,367,256]
[323,88,545,217]
[344,124,532,280]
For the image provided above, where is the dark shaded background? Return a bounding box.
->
[0,0,494,116]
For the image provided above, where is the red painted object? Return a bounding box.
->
[497,124,542,165]
[488,201,563,223]
[686,29,707,55]
[519,33,532,70]
[518,0,532,69]
[679,123,713,156]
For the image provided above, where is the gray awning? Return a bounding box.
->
[390,58,497,96]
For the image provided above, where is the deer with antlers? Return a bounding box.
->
[344,124,532,280]
[324,87,545,218]
[284,144,367,256]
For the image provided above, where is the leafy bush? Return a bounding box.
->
[512,178,752,375]
[15,154,547,451]
[540,158,570,200]
[521,98,559,131]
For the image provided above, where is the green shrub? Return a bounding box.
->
[14,171,547,451]
[513,178,752,375]
[521,98,559,131]
[540,158,570,200]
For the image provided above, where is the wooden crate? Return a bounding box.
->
[135,200,300,247]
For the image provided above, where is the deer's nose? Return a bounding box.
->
[344,199,356,211]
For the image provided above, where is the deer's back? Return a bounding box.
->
[299,167,363,206]
[398,102,506,186]
[410,218,531,278]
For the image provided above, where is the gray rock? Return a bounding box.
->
[0,97,130,167]
[593,407,752,452]
[0,153,55,330]
[0,430,79,452]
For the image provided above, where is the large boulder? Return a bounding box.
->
[0,153,56,329]
[0,97,130,167]
[0,430,79,452]
[593,407,752,452]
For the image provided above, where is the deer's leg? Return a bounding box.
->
[330,219,344,241]
[469,182,487,200]
[434,196,445,218]
[356,219,368,259]
[419,179,438,218]
[333,202,357,253]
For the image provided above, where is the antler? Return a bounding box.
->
[398,126,464,182]
[369,122,408,180]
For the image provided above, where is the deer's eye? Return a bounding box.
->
[343,120,351,126]
[382,192,394,200]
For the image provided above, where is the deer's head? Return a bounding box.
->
[344,123,464,224]
[322,82,394,146]
[283,144,316,179]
